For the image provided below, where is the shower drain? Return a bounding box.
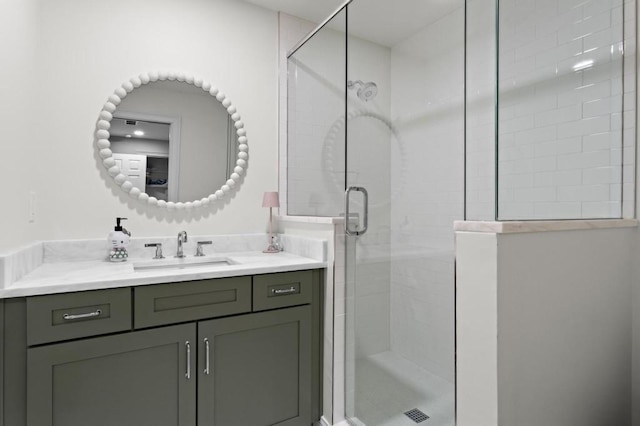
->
[404,408,429,423]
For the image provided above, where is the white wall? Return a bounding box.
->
[457,227,634,426]
[0,0,41,252]
[111,139,170,157]
[456,232,499,426]
[498,229,633,425]
[0,0,279,253]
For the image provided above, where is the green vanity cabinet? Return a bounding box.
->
[2,269,323,426]
[198,306,311,426]
[134,277,252,329]
[26,324,197,426]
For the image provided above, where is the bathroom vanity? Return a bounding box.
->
[0,236,326,426]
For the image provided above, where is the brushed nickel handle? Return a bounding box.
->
[63,309,102,321]
[204,338,211,375]
[145,243,164,259]
[195,241,213,257]
[272,286,297,295]
[185,341,191,379]
[344,186,369,236]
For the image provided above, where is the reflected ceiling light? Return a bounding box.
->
[125,134,132,138]
[133,130,144,136]
[572,59,594,71]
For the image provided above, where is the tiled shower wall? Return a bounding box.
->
[389,6,465,382]
[346,35,393,359]
[285,4,465,384]
[497,0,635,219]
[466,0,498,221]
[286,16,346,217]
[285,13,394,358]
[278,13,316,216]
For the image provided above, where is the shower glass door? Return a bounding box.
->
[343,0,464,425]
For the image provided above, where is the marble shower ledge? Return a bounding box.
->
[454,219,638,234]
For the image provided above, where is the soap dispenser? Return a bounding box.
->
[108,217,131,262]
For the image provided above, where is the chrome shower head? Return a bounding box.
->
[348,80,378,101]
[358,82,378,101]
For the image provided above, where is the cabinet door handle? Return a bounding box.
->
[63,309,102,321]
[271,286,297,295]
[185,341,191,380]
[204,338,211,375]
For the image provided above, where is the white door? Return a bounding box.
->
[113,153,147,192]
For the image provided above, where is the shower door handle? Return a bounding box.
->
[345,186,368,236]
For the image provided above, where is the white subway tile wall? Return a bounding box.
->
[286,3,464,389]
[287,10,347,217]
[287,12,395,362]
[346,34,393,363]
[278,13,317,216]
[497,0,635,219]
[389,6,464,382]
[466,0,498,220]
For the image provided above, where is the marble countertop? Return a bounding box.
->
[4,251,326,298]
[0,233,327,298]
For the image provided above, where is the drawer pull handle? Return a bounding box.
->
[272,286,297,295]
[204,338,211,375]
[185,341,191,380]
[62,309,102,321]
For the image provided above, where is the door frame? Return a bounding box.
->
[114,110,181,202]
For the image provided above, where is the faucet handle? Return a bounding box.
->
[145,243,164,259]
[195,241,212,257]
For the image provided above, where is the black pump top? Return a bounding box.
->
[114,217,128,231]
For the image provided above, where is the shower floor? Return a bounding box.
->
[349,351,454,426]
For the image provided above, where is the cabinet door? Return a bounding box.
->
[198,306,311,426]
[27,324,197,426]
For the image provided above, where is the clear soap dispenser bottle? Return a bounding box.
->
[108,217,131,262]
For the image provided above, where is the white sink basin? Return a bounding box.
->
[133,256,235,272]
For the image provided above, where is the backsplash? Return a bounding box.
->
[0,242,44,288]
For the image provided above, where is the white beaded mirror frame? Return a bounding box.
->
[95,71,248,210]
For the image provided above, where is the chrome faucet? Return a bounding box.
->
[176,231,188,258]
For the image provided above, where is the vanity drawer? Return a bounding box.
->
[26,288,132,346]
[134,276,251,328]
[252,270,313,312]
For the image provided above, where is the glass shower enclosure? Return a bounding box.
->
[287,1,464,424]
[287,0,635,424]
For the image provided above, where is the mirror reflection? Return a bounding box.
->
[109,80,237,202]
